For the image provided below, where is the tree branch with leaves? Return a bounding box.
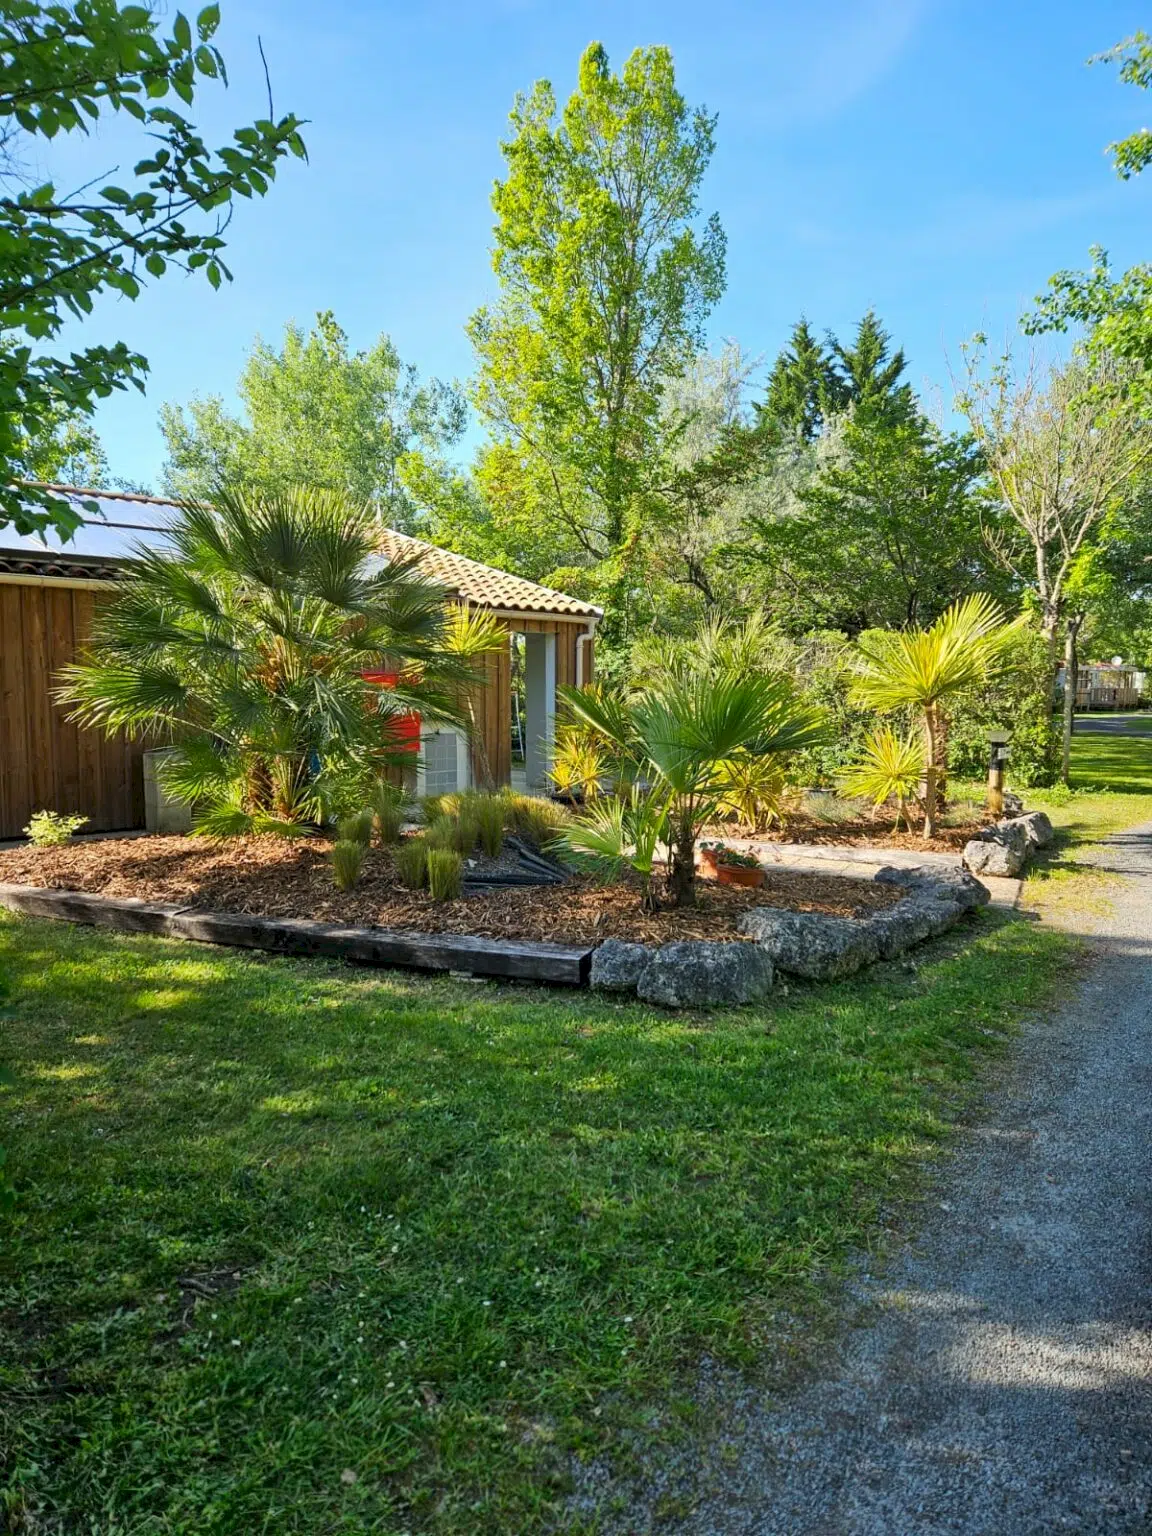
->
[0,1,307,537]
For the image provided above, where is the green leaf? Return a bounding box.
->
[194,45,218,77]
[173,12,192,50]
[145,253,166,278]
[197,3,221,40]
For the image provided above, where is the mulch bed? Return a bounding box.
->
[709,814,992,855]
[0,835,902,947]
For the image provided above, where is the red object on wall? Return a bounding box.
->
[362,669,421,754]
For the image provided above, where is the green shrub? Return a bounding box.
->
[331,838,365,891]
[394,837,429,889]
[337,808,374,846]
[783,632,877,788]
[24,811,89,848]
[944,625,1058,788]
[420,792,465,824]
[427,848,463,902]
[774,622,1059,793]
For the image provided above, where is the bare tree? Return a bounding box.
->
[957,344,1152,780]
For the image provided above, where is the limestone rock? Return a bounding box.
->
[738,908,880,980]
[1003,810,1054,849]
[590,938,653,992]
[635,942,773,1009]
[981,819,1028,857]
[872,864,989,911]
[864,896,964,960]
[962,837,1025,877]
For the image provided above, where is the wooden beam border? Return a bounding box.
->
[0,883,593,985]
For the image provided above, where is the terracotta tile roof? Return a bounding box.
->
[7,487,602,618]
[372,528,602,620]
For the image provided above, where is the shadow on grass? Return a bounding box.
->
[1068,733,1152,796]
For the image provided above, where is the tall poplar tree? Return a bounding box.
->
[468,42,726,640]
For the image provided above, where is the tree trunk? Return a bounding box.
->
[667,810,697,907]
[921,707,940,840]
[1060,613,1083,787]
[935,709,950,811]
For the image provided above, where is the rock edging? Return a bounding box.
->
[962,810,1053,878]
[592,866,988,1004]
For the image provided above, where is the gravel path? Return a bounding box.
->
[643,823,1152,1534]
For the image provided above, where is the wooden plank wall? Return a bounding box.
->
[0,583,145,840]
[467,617,592,788]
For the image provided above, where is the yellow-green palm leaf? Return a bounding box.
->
[851,594,1024,713]
[841,727,924,809]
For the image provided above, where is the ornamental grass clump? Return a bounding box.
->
[451,806,480,855]
[424,816,457,852]
[473,794,506,858]
[331,838,365,891]
[337,808,375,847]
[371,781,405,845]
[501,792,572,849]
[394,836,429,890]
[427,848,463,902]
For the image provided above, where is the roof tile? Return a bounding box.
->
[372,528,601,619]
[8,486,602,619]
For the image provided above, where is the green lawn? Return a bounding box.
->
[1,905,1075,1533]
[8,731,1152,1533]
[1028,726,1152,849]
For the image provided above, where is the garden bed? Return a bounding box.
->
[708,813,993,854]
[0,834,902,947]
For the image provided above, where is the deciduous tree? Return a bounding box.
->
[161,312,464,528]
[0,0,306,538]
[468,42,726,639]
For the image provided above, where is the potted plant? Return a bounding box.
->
[698,841,765,888]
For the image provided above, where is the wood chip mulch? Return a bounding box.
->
[0,835,902,947]
[706,815,991,855]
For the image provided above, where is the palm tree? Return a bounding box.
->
[58,484,471,834]
[850,594,1024,838]
[841,727,924,833]
[559,655,825,907]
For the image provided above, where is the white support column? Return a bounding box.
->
[524,631,557,793]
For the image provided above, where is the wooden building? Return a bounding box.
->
[0,487,600,841]
[1057,661,1146,712]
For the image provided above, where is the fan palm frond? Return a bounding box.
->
[57,482,476,835]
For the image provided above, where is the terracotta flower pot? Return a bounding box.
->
[715,863,765,889]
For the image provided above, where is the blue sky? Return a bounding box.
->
[38,0,1152,488]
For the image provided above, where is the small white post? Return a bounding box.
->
[524,632,556,793]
